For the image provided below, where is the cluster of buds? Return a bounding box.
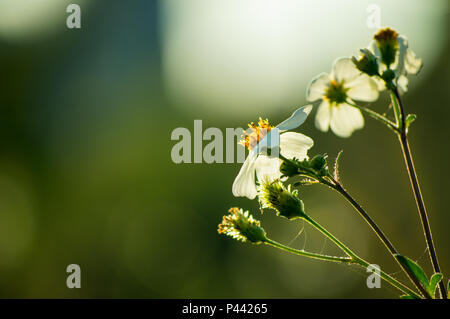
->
[280,154,329,180]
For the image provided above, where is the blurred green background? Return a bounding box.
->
[0,0,448,298]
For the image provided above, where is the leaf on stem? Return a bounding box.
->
[395,254,429,294]
[333,150,344,182]
[405,114,417,132]
[428,273,443,298]
[395,254,443,298]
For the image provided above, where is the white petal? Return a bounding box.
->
[254,155,282,182]
[279,132,313,161]
[306,73,329,102]
[397,75,409,93]
[315,100,331,132]
[331,57,360,83]
[404,48,422,75]
[252,128,280,156]
[373,77,386,91]
[330,103,364,138]
[368,40,381,60]
[395,36,422,77]
[393,36,407,77]
[232,154,257,199]
[346,74,379,102]
[276,105,313,131]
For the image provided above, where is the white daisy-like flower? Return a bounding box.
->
[232,105,314,199]
[307,58,379,138]
[368,28,423,92]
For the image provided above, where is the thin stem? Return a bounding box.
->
[346,101,398,133]
[327,176,432,299]
[391,89,447,299]
[265,238,352,263]
[351,255,421,299]
[272,216,421,298]
[303,214,356,259]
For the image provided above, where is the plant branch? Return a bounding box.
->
[390,89,447,299]
[326,176,432,299]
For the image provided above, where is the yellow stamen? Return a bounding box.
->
[240,118,273,150]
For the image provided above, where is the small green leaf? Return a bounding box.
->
[333,150,344,181]
[428,273,443,298]
[405,114,417,131]
[400,294,420,299]
[395,254,430,293]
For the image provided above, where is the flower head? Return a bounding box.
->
[368,27,422,92]
[258,180,306,220]
[307,58,379,138]
[240,118,273,151]
[232,105,314,199]
[373,27,399,67]
[352,48,380,77]
[218,207,266,243]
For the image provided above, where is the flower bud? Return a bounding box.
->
[309,154,327,171]
[279,159,299,177]
[373,28,399,67]
[258,180,306,220]
[218,208,266,244]
[352,48,379,77]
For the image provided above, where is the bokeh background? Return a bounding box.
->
[0,0,448,298]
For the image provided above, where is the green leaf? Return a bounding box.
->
[428,273,443,298]
[405,114,417,131]
[395,254,430,293]
[400,294,420,299]
[333,150,344,181]
[448,279,449,299]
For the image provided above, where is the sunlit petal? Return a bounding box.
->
[306,73,329,102]
[331,57,360,83]
[279,132,313,160]
[315,100,331,132]
[232,153,257,199]
[276,105,313,131]
[330,103,364,138]
[254,155,282,182]
[346,74,379,102]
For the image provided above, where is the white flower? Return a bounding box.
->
[368,28,423,92]
[307,58,379,138]
[232,105,314,199]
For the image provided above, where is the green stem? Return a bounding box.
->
[265,239,352,263]
[266,217,421,298]
[303,215,421,298]
[346,101,398,133]
[390,89,447,299]
[327,177,432,299]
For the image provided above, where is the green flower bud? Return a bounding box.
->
[258,180,306,220]
[280,159,299,177]
[352,48,380,77]
[309,154,327,171]
[374,28,399,67]
[218,208,266,244]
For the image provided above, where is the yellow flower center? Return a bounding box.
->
[240,118,274,150]
[324,79,348,105]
